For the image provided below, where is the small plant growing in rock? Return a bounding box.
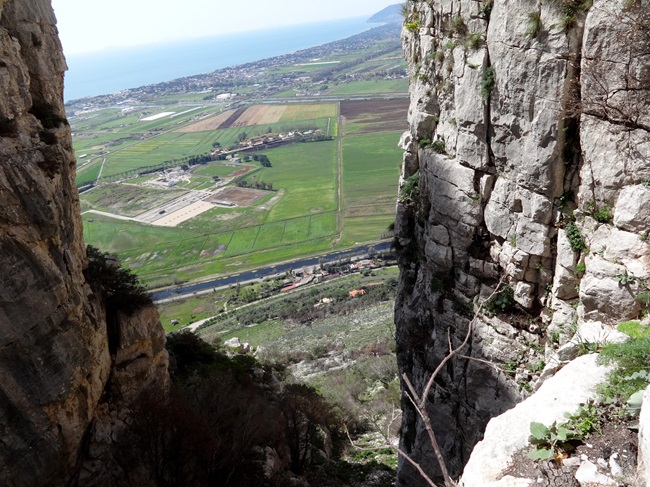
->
[450,15,467,34]
[418,137,431,148]
[405,20,420,33]
[399,172,420,203]
[586,199,613,223]
[598,331,650,406]
[529,360,546,374]
[463,32,483,49]
[502,359,518,376]
[574,261,586,276]
[566,222,587,251]
[525,11,542,38]
[616,270,636,286]
[528,421,575,461]
[431,139,446,154]
[564,401,602,438]
[485,285,515,315]
[480,66,495,100]
[479,0,494,19]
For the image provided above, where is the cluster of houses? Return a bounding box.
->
[279,259,377,293]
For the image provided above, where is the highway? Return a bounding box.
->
[151,241,393,302]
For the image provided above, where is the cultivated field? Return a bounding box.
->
[176,110,238,132]
[208,187,269,206]
[177,103,336,133]
[340,99,409,135]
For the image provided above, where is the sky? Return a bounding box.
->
[52,0,396,54]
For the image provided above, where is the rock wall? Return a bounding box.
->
[0,1,168,485]
[395,0,650,484]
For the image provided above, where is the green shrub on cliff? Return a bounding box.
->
[84,245,151,314]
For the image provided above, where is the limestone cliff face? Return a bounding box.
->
[0,1,168,485]
[396,0,650,484]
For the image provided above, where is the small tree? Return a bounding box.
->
[84,245,151,315]
[279,383,338,474]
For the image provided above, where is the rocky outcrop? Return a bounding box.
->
[396,0,650,485]
[460,354,611,487]
[0,0,168,485]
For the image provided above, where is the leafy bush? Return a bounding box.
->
[485,285,515,315]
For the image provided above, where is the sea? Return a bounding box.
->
[63,17,373,102]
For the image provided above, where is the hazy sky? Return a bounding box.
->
[52,0,396,54]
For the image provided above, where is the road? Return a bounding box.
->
[151,241,393,302]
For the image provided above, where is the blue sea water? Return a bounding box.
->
[64,17,373,101]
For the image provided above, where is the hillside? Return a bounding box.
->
[367,4,403,24]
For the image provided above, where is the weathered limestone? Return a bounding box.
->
[459,355,611,487]
[0,0,169,484]
[397,0,650,485]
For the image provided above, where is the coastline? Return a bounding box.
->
[64,17,373,101]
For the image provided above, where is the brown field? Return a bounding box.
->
[344,196,398,217]
[340,99,409,134]
[207,187,269,206]
[231,105,287,127]
[177,110,237,133]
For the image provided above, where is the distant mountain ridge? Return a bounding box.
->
[367,4,402,24]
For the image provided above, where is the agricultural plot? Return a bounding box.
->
[249,141,338,222]
[193,164,245,178]
[340,99,409,135]
[176,103,335,132]
[208,187,269,206]
[339,131,402,244]
[176,109,238,133]
[82,184,188,217]
[327,79,408,96]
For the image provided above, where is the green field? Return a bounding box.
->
[340,131,402,245]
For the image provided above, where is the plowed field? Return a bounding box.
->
[208,187,269,206]
[340,99,409,134]
[231,105,287,127]
[178,110,238,132]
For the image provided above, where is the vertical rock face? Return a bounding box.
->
[0,1,169,485]
[396,0,649,484]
